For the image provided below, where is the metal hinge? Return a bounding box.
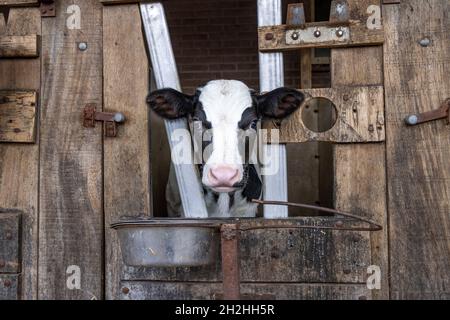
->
[405,98,450,126]
[83,103,125,137]
[40,0,56,17]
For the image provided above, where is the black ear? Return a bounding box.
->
[146,88,195,119]
[256,87,305,119]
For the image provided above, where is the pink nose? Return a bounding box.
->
[208,166,240,188]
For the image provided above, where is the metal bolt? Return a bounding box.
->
[419,38,430,47]
[113,112,125,123]
[3,280,11,288]
[265,33,274,41]
[313,29,321,38]
[122,287,130,294]
[291,31,299,41]
[368,124,375,132]
[78,42,88,51]
[336,28,344,37]
[405,114,418,125]
[335,220,344,228]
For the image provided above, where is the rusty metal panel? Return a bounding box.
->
[0,213,21,273]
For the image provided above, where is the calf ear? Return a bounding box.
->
[147,88,195,119]
[256,87,305,119]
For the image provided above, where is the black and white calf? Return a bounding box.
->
[147,80,304,217]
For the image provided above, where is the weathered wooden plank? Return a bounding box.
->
[0,90,36,143]
[331,0,389,300]
[121,218,371,283]
[0,7,40,300]
[0,0,38,6]
[259,21,384,52]
[264,86,385,143]
[103,3,150,300]
[383,0,450,300]
[119,281,371,300]
[0,274,19,300]
[0,212,21,273]
[0,35,38,58]
[38,0,103,300]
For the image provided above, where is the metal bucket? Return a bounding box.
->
[111,219,223,267]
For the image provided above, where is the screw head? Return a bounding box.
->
[122,287,130,294]
[368,124,375,132]
[265,33,274,41]
[406,115,418,125]
[336,28,344,37]
[313,29,321,38]
[78,42,88,51]
[3,279,11,288]
[291,31,299,40]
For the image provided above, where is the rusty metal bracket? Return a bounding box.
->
[405,98,450,126]
[286,3,306,29]
[83,103,125,137]
[40,0,55,17]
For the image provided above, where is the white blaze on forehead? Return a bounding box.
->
[199,80,253,166]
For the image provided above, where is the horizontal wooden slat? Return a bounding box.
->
[120,281,371,300]
[259,21,384,52]
[0,35,39,58]
[0,90,37,143]
[0,0,38,6]
[263,85,385,143]
[0,274,19,300]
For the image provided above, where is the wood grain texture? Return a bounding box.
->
[0,0,38,6]
[121,218,371,284]
[38,0,103,300]
[259,21,384,52]
[383,0,450,300]
[0,7,40,300]
[0,212,21,273]
[331,0,388,300]
[264,86,385,143]
[0,35,38,58]
[103,4,150,300]
[0,90,36,143]
[119,281,371,300]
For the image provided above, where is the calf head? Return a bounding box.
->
[147,80,304,195]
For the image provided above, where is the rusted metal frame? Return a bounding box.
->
[40,0,55,17]
[405,98,450,126]
[220,223,240,300]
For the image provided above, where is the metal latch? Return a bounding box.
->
[83,103,125,137]
[405,98,450,126]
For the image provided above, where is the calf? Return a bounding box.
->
[147,80,304,217]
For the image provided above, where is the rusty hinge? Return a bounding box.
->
[83,103,125,137]
[40,0,55,17]
[405,98,450,126]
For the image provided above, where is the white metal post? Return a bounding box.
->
[140,3,208,218]
[258,0,289,218]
